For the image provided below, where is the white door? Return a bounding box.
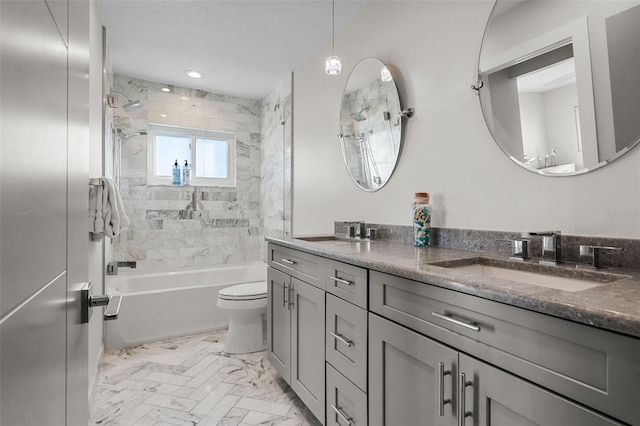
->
[0,0,90,424]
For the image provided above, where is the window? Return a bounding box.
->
[148,124,236,186]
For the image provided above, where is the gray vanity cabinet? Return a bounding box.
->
[268,241,639,426]
[370,271,640,425]
[267,265,326,423]
[459,354,624,426]
[369,313,623,426]
[369,313,458,426]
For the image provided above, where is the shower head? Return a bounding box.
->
[123,99,143,112]
[350,106,369,122]
[120,130,148,141]
[108,92,143,112]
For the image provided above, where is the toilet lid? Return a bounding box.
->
[219,281,267,300]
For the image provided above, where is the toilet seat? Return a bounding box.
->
[218,281,267,301]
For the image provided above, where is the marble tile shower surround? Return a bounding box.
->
[333,222,640,270]
[111,75,290,268]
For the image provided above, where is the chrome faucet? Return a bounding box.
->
[529,231,562,265]
[107,261,137,275]
[343,221,366,239]
[577,245,622,269]
[497,237,530,261]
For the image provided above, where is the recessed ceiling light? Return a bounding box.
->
[161,87,170,92]
[185,70,204,79]
[160,114,167,118]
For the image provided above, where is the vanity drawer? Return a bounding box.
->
[268,243,325,289]
[370,270,640,425]
[325,259,368,309]
[326,363,367,426]
[326,294,367,392]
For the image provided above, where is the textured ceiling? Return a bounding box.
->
[98,0,371,100]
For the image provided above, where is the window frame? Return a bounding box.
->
[147,123,236,187]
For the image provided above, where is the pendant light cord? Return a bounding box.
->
[332,0,335,54]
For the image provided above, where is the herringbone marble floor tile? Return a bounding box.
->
[90,330,321,426]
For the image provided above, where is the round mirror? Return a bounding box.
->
[478,1,640,176]
[340,58,405,191]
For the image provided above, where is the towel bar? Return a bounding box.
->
[89,178,102,186]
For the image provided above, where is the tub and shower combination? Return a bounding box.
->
[105,261,267,348]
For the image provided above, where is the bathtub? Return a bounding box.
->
[105,261,267,349]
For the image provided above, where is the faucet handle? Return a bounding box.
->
[497,238,530,261]
[578,245,623,269]
[529,231,561,237]
[344,223,356,238]
[528,231,562,265]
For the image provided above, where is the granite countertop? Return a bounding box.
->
[266,235,640,339]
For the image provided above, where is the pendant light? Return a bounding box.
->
[325,0,341,75]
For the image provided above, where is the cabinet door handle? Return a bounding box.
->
[432,311,481,332]
[330,331,353,347]
[330,404,352,425]
[458,372,473,426]
[281,258,296,265]
[437,362,451,416]
[282,282,287,308]
[288,286,295,310]
[330,276,353,286]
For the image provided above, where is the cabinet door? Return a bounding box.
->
[459,354,624,426]
[369,313,457,426]
[291,278,326,423]
[267,267,291,382]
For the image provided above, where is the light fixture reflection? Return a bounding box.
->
[380,66,393,82]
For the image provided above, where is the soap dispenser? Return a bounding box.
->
[182,160,191,186]
[412,192,432,247]
[172,159,181,185]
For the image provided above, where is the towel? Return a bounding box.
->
[89,182,104,240]
[89,177,129,240]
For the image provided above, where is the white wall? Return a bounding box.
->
[292,1,640,238]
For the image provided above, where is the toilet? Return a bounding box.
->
[216,281,268,354]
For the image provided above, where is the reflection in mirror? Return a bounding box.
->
[478,1,640,176]
[339,58,406,191]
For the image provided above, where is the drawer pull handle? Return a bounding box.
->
[330,276,353,286]
[437,362,451,416]
[458,372,473,426]
[330,404,353,425]
[281,258,296,265]
[330,331,353,347]
[432,312,481,332]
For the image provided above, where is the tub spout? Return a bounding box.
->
[107,261,137,276]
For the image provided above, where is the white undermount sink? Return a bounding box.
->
[438,258,626,292]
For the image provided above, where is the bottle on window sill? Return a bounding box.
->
[182,160,191,186]
[172,159,181,185]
